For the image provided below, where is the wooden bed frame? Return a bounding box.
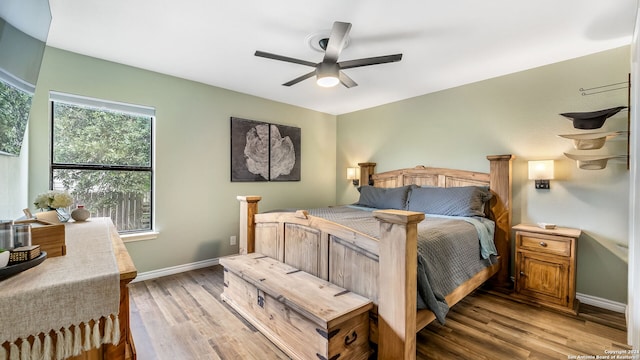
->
[237,154,513,359]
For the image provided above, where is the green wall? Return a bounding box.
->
[28,47,337,272]
[336,46,630,303]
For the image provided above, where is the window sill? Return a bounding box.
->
[120,231,159,243]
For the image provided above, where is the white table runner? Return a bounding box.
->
[0,217,120,359]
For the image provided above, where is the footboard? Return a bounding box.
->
[237,201,393,302]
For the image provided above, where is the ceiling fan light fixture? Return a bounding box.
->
[317,74,340,87]
[316,62,340,87]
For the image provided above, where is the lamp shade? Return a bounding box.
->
[346,167,358,180]
[528,160,554,180]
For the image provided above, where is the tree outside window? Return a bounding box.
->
[50,95,154,233]
[0,77,33,156]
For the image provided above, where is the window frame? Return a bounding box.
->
[48,92,155,234]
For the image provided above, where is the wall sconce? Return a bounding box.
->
[528,160,554,189]
[346,167,360,186]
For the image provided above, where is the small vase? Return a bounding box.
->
[55,208,71,223]
[71,206,90,222]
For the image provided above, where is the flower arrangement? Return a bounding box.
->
[34,190,74,210]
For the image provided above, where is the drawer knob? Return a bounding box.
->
[520,271,526,276]
[539,241,547,247]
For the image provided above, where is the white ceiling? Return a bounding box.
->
[45,0,636,115]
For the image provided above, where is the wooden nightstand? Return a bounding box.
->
[512,223,581,315]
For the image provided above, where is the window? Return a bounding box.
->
[50,92,154,233]
[0,68,35,156]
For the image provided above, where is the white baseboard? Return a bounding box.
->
[577,292,627,313]
[132,257,220,283]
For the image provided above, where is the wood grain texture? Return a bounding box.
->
[237,195,261,255]
[107,226,138,359]
[220,254,373,360]
[282,223,321,276]
[487,154,514,289]
[514,226,580,314]
[358,162,376,187]
[129,266,630,360]
[14,219,67,257]
[375,211,423,359]
[329,235,379,303]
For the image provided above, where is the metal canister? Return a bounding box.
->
[13,223,32,248]
[0,220,14,250]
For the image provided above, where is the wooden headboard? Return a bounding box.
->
[359,155,514,289]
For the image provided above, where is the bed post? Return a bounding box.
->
[358,162,376,186]
[236,195,262,254]
[486,155,514,289]
[374,209,425,360]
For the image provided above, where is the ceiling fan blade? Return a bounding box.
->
[339,72,358,88]
[323,22,352,63]
[339,54,403,70]
[255,50,317,67]
[283,70,316,86]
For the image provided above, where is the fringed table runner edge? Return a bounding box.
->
[0,314,120,360]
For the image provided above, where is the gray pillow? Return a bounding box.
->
[407,186,492,217]
[357,185,415,210]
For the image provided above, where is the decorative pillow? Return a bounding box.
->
[406,186,492,217]
[357,185,415,210]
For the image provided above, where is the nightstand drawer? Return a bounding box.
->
[517,232,571,256]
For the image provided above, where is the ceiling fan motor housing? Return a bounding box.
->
[317,62,339,76]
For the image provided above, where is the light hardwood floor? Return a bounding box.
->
[129,266,630,360]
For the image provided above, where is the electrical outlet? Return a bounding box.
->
[230,235,237,246]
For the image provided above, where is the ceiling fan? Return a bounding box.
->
[255,21,403,88]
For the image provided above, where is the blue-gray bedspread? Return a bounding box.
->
[306,205,497,324]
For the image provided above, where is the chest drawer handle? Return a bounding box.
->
[539,241,547,247]
[345,331,358,346]
[520,271,526,276]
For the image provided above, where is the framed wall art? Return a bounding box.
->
[230,117,301,182]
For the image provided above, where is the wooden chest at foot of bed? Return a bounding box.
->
[220,253,373,360]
